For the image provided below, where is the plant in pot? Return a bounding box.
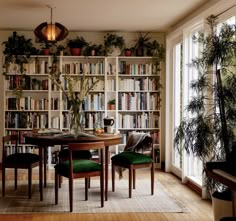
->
[83,43,104,56]
[107,99,116,110]
[134,32,151,56]
[40,42,53,55]
[146,40,165,59]
[174,16,236,220]
[104,33,125,56]
[67,36,88,56]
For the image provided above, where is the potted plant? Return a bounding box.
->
[83,43,104,56]
[40,42,53,55]
[174,15,236,220]
[134,32,151,56]
[67,36,88,56]
[146,40,165,59]
[104,33,125,56]
[107,99,116,110]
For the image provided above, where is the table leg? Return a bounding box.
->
[105,146,109,201]
[39,146,43,201]
[43,146,47,187]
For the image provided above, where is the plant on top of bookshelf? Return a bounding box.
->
[134,32,151,56]
[67,36,89,56]
[83,43,104,56]
[104,33,125,56]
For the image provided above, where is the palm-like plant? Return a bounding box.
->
[174,15,236,192]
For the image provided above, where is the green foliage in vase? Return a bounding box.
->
[174,15,236,192]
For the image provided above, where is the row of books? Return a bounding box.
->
[5,60,49,75]
[62,62,104,75]
[5,112,48,129]
[7,75,48,90]
[118,62,157,75]
[119,78,159,91]
[62,93,105,111]
[118,92,147,110]
[118,112,159,129]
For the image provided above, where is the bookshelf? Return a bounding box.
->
[3,55,162,168]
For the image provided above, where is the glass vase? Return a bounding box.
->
[69,100,85,136]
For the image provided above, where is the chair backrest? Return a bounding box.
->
[2,134,18,162]
[67,142,105,176]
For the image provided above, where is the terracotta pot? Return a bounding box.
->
[70,48,82,56]
[125,50,132,56]
[43,49,50,55]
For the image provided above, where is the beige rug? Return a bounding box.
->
[0,178,187,213]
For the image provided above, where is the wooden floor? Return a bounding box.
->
[0,168,213,221]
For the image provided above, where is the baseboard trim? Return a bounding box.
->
[186,179,202,195]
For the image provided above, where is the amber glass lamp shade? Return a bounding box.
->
[34,22,68,42]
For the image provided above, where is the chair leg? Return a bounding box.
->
[55,169,59,205]
[2,167,5,197]
[59,175,62,188]
[133,169,136,189]
[129,165,133,198]
[85,178,88,201]
[14,168,17,191]
[69,176,73,212]
[111,163,115,192]
[151,164,154,195]
[101,164,104,208]
[28,167,32,199]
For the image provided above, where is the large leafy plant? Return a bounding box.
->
[174,16,236,192]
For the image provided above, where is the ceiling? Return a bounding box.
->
[0,0,211,32]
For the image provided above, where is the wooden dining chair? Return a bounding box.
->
[111,134,154,198]
[2,134,40,199]
[55,141,105,212]
[58,147,92,187]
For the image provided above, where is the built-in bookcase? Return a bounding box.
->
[4,55,162,168]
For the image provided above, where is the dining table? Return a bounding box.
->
[24,131,122,201]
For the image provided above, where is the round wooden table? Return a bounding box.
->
[24,132,122,201]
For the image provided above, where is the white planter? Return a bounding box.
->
[212,194,233,221]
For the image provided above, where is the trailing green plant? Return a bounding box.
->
[146,40,165,59]
[174,15,236,193]
[83,43,104,56]
[108,99,116,105]
[2,32,39,104]
[104,33,125,55]
[2,31,39,66]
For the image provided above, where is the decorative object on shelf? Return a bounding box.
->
[124,48,133,56]
[49,57,100,136]
[146,40,165,59]
[83,43,104,56]
[107,99,116,110]
[67,36,88,56]
[134,32,151,56]
[174,15,236,196]
[34,6,68,43]
[40,42,52,55]
[104,33,125,56]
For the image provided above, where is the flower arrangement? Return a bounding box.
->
[49,57,100,135]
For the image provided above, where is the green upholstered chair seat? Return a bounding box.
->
[5,153,39,165]
[111,151,153,165]
[59,149,92,159]
[55,159,101,177]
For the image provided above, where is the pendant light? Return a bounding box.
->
[34,6,68,43]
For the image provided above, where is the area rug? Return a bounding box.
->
[0,179,187,213]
